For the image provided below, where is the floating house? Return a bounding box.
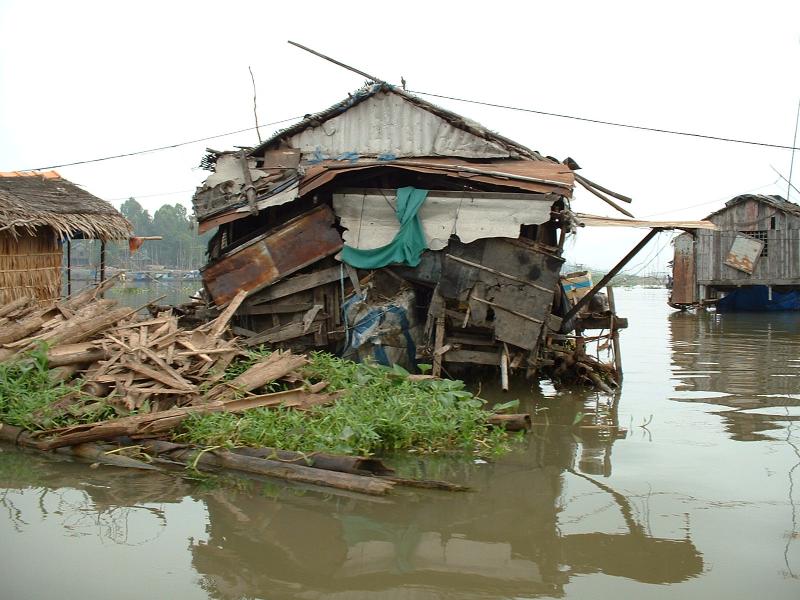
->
[670,194,800,310]
[0,171,131,304]
[191,83,645,384]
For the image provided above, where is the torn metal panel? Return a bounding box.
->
[670,233,696,304]
[334,189,553,251]
[201,205,342,306]
[441,238,564,351]
[197,179,300,235]
[576,213,717,230]
[724,233,763,274]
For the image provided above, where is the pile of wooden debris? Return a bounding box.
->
[0,280,527,496]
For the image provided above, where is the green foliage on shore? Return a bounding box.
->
[0,347,113,431]
[177,352,511,457]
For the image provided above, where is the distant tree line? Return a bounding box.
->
[67,198,211,271]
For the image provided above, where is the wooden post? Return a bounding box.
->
[563,228,661,323]
[99,240,106,283]
[66,238,72,296]
[432,315,445,378]
[500,345,509,391]
[607,286,623,382]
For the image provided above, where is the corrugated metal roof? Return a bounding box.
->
[251,84,543,161]
[286,90,515,160]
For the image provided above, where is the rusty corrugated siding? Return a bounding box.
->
[671,234,696,304]
[201,205,342,306]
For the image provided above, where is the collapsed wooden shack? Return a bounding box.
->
[191,84,633,385]
[0,171,132,304]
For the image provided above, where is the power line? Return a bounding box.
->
[12,86,800,174]
[16,116,304,172]
[408,89,800,152]
[640,179,781,218]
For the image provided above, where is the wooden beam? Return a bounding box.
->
[563,228,661,323]
[445,254,554,294]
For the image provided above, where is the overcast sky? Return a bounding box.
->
[2,0,799,271]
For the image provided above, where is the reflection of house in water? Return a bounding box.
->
[669,310,800,441]
[190,412,702,599]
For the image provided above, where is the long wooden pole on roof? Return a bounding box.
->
[287,41,386,84]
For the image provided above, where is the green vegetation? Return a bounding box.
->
[177,352,513,457]
[1,348,517,458]
[0,347,114,431]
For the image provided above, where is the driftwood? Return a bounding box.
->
[137,439,394,496]
[206,351,308,402]
[0,423,158,470]
[487,413,532,431]
[35,386,332,450]
[233,446,394,476]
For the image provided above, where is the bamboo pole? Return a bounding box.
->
[138,439,394,496]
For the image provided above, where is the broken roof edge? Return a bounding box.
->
[704,193,800,220]
[575,213,717,230]
[248,83,547,161]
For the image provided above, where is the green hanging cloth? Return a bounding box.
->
[340,186,429,269]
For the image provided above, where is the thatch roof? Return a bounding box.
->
[0,171,132,240]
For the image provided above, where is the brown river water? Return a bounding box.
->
[1,287,799,599]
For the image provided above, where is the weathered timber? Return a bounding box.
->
[202,205,343,306]
[46,343,110,367]
[0,423,158,470]
[206,351,307,401]
[233,446,394,476]
[0,296,33,319]
[487,413,532,431]
[138,439,394,496]
[444,349,500,366]
[36,384,318,449]
[246,265,343,306]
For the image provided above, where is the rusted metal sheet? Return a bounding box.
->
[671,233,696,304]
[441,238,563,351]
[724,233,763,274]
[300,158,574,199]
[201,205,342,306]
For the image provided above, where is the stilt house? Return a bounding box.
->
[670,194,800,310]
[0,171,132,304]
[192,83,629,377]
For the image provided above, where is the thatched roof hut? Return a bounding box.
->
[0,171,131,304]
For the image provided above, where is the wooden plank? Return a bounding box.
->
[445,254,553,294]
[444,349,500,365]
[470,295,543,325]
[237,302,314,316]
[247,265,343,306]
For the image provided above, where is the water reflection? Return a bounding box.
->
[0,399,703,599]
[669,310,800,441]
[189,411,701,599]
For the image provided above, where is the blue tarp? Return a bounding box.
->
[717,285,800,312]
